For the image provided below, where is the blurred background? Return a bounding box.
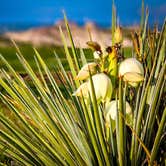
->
[0,0,165,33]
[0,0,165,72]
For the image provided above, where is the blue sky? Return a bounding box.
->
[0,0,165,26]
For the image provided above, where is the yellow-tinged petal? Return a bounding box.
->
[123,72,144,82]
[75,62,97,80]
[119,58,144,86]
[72,82,88,97]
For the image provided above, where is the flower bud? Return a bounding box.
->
[88,73,113,102]
[86,41,101,51]
[76,62,97,81]
[114,27,123,44]
[93,51,101,59]
[105,100,132,125]
[119,58,144,87]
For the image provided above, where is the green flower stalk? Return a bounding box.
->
[107,26,123,87]
[107,46,118,87]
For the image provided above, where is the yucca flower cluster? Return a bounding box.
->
[73,26,144,123]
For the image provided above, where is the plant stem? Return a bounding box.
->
[118,78,125,166]
[150,107,166,164]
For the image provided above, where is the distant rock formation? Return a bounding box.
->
[4,20,132,48]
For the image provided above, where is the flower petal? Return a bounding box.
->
[76,62,97,80]
[105,100,132,124]
[72,82,88,97]
[88,73,112,102]
[123,72,144,82]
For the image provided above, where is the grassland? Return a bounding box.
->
[0,41,132,73]
[0,43,89,72]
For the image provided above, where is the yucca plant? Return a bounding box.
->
[0,1,165,166]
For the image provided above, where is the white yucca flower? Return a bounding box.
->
[105,100,132,126]
[73,73,112,103]
[88,73,113,102]
[75,62,97,81]
[119,58,144,87]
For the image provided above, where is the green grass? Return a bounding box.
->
[0,43,90,72]
[0,43,132,72]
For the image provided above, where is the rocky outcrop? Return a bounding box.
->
[4,20,132,48]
